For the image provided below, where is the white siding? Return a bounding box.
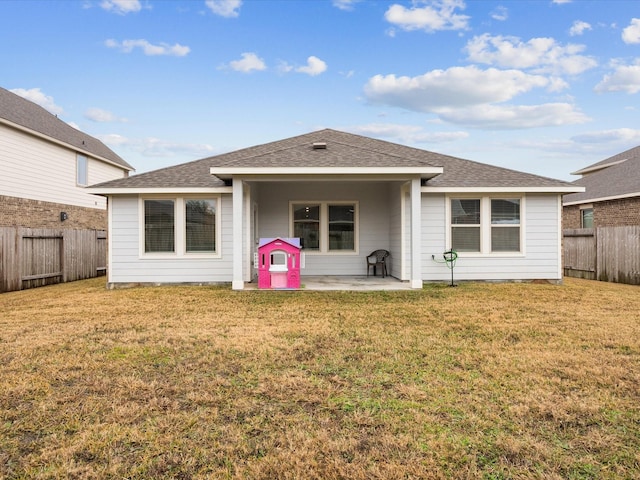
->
[421,193,562,281]
[108,194,233,284]
[255,181,392,276]
[0,124,127,209]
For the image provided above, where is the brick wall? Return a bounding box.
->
[563,196,640,229]
[0,195,107,230]
[562,204,581,229]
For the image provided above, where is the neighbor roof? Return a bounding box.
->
[89,128,579,192]
[563,145,640,205]
[0,86,134,171]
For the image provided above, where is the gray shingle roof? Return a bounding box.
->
[0,86,134,171]
[90,128,576,190]
[563,145,640,204]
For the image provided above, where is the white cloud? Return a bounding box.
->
[569,20,591,36]
[622,18,640,44]
[10,88,64,115]
[384,0,470,33]
[363,65,590,129]
[491,6,508,21]
[228,52,267,73]
[105,39,190,56]
[205,0,242,18]
[100,134,217,158]
[571,128,640,144]
[437,103,590,129]
[346,123,468,143]
[100,0,141,15]
[296,56,327,76]
[332,0,361,11]
[465,34,597,75]
[552,0,572,4]
[594,61,640,94]
[364,66,550,112]
[84,108,127,123]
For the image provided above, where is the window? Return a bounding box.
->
[291,202,357,253]
[328,205,355,251]
[581,207,594,228]
[449,197,523,255]
[186,199,216,252]
[145,199,175,253]
[142,197,219,256]
[451,199,481,252]
[77,154,88,186]
[293,204,320,250]
[491,199,520,252]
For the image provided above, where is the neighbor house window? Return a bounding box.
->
[581,207,594,228]
[449,197,523,255]
[491,199,520,252]
[451,199,481,252]
[145,199,175,253]
[291,202,358,253]
[77,154,88,186]
[142,197,219,256]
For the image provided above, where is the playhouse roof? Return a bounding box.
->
[258,237,302,249]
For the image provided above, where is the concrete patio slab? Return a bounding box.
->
[244,275,415,291]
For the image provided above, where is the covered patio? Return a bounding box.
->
[244,275,415,291]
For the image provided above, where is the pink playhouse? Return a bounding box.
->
[257,238,303,289]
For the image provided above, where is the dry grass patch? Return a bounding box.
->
[1,278,639,479]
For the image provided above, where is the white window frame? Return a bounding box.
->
[139,195,221,259]
[446,195,525,257]
[289,201,359,255]
[580,204,594,228]
[76,154,88,186]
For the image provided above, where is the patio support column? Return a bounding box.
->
[232,178,245,290]
[410,177,422,288]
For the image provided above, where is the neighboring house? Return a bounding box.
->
[88,129,582,289]
[0,86,134,229]
[563,146,640,228]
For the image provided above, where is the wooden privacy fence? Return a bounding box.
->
[0,227,106,293]
[564,226,640,285]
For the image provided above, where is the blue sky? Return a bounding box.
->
[2,0,640,181]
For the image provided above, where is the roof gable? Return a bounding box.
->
[210,129,443,169]
[564,146,640,204]
[571,145,640,176]
[89,128,578,192]
[0,87,133,171]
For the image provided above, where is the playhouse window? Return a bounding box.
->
[291,202,358,253]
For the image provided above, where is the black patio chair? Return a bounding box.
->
[366,249,390,278]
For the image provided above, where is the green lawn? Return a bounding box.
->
[1,277,639,479]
